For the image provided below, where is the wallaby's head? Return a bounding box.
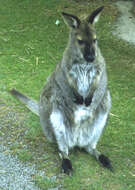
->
[62,6,104,62]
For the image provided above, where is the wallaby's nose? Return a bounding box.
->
[85,54,95,62]
[84,45,95,62]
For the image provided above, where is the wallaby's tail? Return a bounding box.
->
[10,89,39,116]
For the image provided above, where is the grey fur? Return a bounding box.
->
[10,7,112,173]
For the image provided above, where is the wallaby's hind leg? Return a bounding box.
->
[85,104,113,171]
[50,109,73,175]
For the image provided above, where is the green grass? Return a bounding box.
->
[0,0,135,189]
[34,175,59,190]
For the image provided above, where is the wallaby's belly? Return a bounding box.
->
[50,103,108,150]
[66,105,107,149]
[72,105,94,147]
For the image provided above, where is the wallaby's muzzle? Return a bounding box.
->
[84,53,95,62]
[84,45,95,62]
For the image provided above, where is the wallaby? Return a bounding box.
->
[10,6,112,175]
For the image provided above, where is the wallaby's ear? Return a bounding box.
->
[62,12,80,28]
[87,6,104,25]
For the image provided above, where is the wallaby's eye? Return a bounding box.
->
[93,38,97,43]
[77,39,84,45]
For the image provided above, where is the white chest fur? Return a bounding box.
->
[69,64,97,98]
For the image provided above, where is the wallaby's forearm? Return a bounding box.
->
[90,71,107,112]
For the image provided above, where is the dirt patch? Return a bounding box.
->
[113,0,135,45]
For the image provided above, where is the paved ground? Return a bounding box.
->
[0,145,43,190]
[113,0,135,44]
[0,104,58,190]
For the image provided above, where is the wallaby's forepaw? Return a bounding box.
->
[99,154,113,171]
[74,94,83,105]
[85,96,92,107]
[62,158,73,176]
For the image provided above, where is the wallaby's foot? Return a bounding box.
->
[99,154,113,171]
[62,158,73,176]
[86,149,113,171]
